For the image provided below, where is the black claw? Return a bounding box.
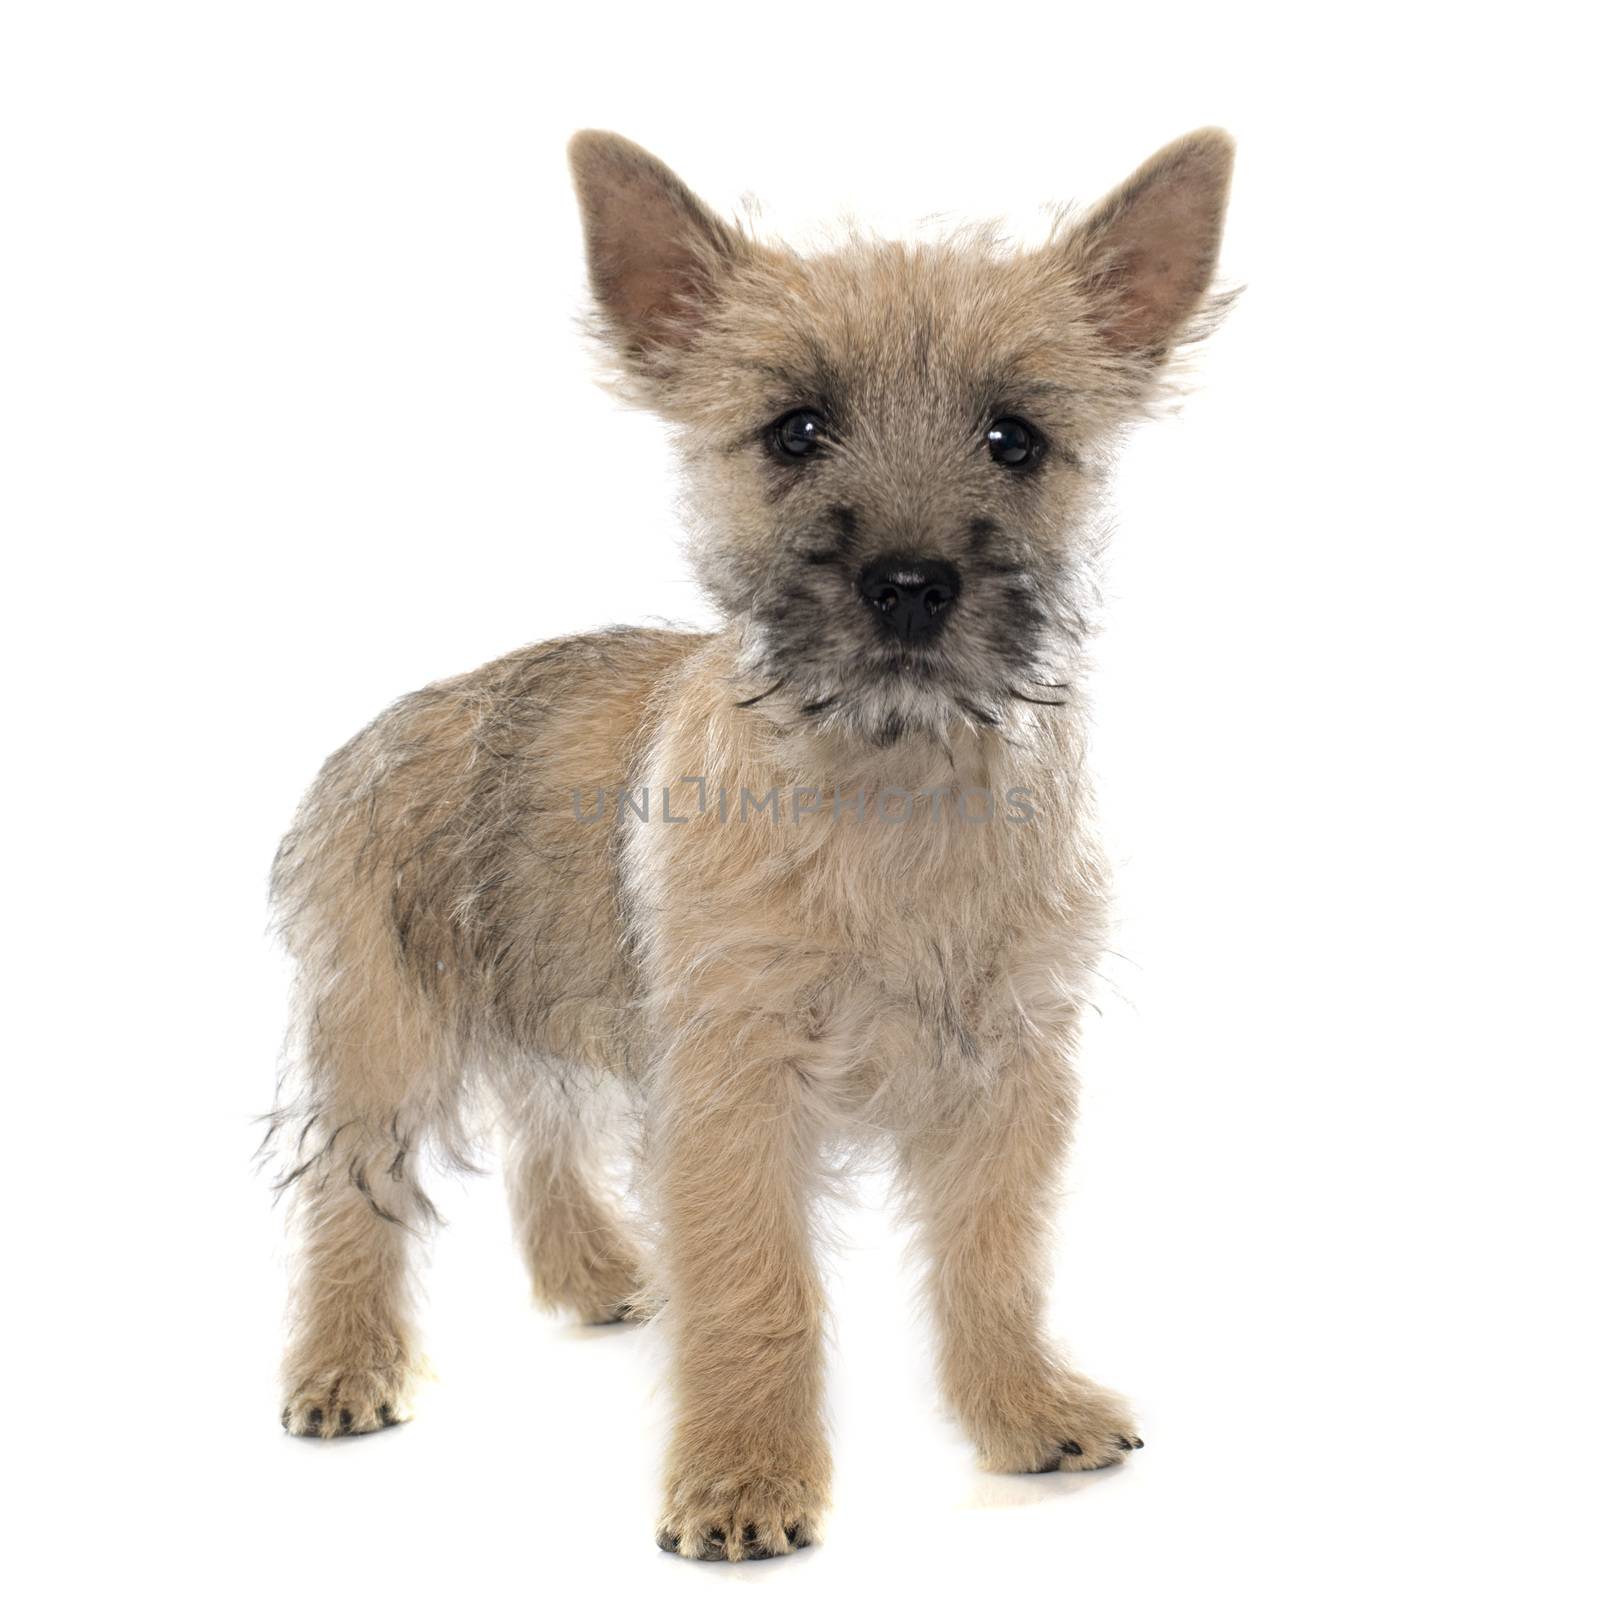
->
[338,1409,354,1431]
[655,1530,680,1553]
[1116,1435,1133,1450]
[377,1404,393,1426]
[307,1408,323,1428]
[1026,1457,1061,1473]
[280,1408,291,1430]
[784,1523,809,1549]
[1062,1440,1083,1456]
[1133,1437,1145,1449]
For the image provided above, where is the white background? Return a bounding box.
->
[3,4,1595,1595]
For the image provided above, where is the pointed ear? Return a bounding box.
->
[568,131,742,363]
[1060,128,1235,356]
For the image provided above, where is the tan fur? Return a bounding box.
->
[266,129,1233,1559]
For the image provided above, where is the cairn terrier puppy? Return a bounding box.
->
[267,128,1234,1560]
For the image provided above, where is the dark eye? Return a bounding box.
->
[986,416,1038,468]
[773,409,825,458]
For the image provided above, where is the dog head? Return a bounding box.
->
[569,130,1233,744]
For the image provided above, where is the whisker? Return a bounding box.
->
[735,676,788,709]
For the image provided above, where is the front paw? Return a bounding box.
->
[281,1360,414,1438]
[972,1371,1143,1474]
[656,1470,823,1562]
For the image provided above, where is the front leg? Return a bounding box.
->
[898,1038,1142,1473]
[651,1009,829,1561]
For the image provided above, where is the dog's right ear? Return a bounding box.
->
[568,131,743,371]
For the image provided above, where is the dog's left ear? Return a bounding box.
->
[568,130,746,369]
[1059,128,1235,356]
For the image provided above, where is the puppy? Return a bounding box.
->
[266,128,1234,1561]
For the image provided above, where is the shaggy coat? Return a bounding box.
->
[266,128,1234,1561]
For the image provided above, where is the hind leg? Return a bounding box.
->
[502,1069,646,1325]
[279,1139,430,1437]
[276,961,458,1436]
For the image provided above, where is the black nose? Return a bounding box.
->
[856,555,961,643]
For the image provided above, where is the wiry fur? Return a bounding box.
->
[265,127,1234,1560]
